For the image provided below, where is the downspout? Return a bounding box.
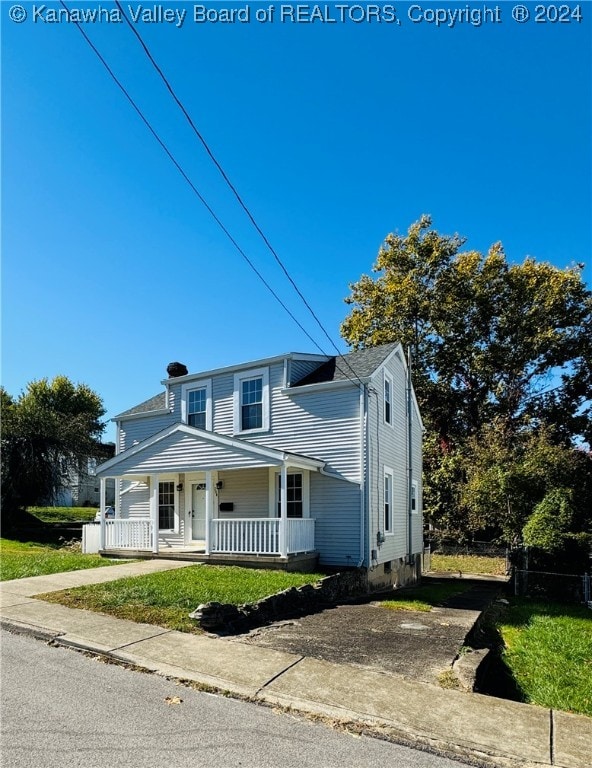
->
[407,347,413,561]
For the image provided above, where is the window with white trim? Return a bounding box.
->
[234,367,270,433]
[384,468,393,534]
[187,388,207,429]
[158,481,175,530]
[384,373,393,425]
[277,473,303,518]
[411,480,419,514]
[181,380,212,430]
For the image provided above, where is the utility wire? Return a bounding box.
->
[112,0,365,388]
[60,2,362,387]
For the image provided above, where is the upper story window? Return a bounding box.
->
[188,388,206,429]
[233,367,270,433]
[87,457,97,475]
[181,380,212,430]
[411,480,419,514]
[384,372,393,425]
[241,377,262,429]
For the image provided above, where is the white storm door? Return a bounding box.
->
[191,484,206,540]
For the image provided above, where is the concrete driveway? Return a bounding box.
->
[235,577,503,686]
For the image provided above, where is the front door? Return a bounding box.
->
[191,484,206,540]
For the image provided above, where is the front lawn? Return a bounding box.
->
[28,506,98,523]
[430,553,507,577]
[39,565,325,633]
[0,538,119,581]
[498,598,592,717]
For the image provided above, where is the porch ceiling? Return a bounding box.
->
[96,423,324,478]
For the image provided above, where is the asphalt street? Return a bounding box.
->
[1,630,467,768]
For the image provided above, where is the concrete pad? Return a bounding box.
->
[553,710,592,768]
[113,631,301,697]
[0,601,169,649]
[262,656,550,764]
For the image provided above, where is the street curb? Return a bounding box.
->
[1,617,551,768]
[1,617,63,643]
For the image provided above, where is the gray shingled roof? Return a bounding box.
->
[116,392,167,418]
[292,343,400,386]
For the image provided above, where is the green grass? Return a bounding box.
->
[39,565,325,633]
[498,598,592,716]
[430,553,507,576]
[0,538,120,581]
[379,581,469,612]
[27,506,98,523]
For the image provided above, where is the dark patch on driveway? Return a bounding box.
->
[235,578,502,685]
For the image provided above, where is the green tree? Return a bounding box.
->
[342,216,592,538]
[1,376,106,525]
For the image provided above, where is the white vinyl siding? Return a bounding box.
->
[216,468,268,518]
[119,414,176,452]
[310,473,361,567]
[367,352,422,564]
[111,432,278,476]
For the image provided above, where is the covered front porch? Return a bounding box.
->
[95,424,323,562]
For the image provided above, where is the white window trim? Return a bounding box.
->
[268,467,310,518]
[384,465,394,535]
[384,371,394,427]
[181,379,212,430]
[412,479,419,515]
[233,367,270,435]
[157,475,180,533]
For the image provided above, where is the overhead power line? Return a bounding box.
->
[59,1,363,388]
[112,0,365,388]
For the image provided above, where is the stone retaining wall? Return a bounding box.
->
[190,569,368,632]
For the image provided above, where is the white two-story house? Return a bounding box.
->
[95,342,423,588]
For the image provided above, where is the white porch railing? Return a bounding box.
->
[100,517,315,556]
[286,518,315,554]
[211,518,315,556]
[105,519,153,550]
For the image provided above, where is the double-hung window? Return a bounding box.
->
[384,468,393,534]
[384,373,393,425]
[158,481,175,530]
[241,377,263,430]
[234,367,270,433]
[277,473,303,518]
[411,480,419,514]
[187,388,206,429]
[181,380,212,430]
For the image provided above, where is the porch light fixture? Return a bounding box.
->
[176,483,183,492]
[215,481,223,490]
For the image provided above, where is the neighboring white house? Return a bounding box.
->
[95,343,423,589]
[52,453,115,507]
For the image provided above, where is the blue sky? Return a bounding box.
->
[2,1,590,442]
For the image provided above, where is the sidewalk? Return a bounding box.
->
[1,561,590,768]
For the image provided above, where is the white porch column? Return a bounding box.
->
[150,474,159,554]
[280,463,288,557]
[205,471,213,555]
[99,477,106,551]
[114,478,121,518]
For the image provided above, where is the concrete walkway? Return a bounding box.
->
[1,561,590,768]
